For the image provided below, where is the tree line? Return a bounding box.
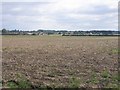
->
[1,28,120,36]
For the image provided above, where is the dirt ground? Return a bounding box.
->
[2,35,119,88]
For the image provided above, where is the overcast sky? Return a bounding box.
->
[1,0,119,31]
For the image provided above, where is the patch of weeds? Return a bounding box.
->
[117,76,120,82]
[106,83,118,88]
[86,72,99,85]
[107,75,120,88]
[112,48,120,54]
[17,79,31,88]
[112,75,120,82]
[16,73,31,88]
[101,69,110,79]
[100,69,116,88]
[68,76,80,88]
[7,81,18,88]
[91,75,99,84]
[7,73,32,88]
[0,81,2,87]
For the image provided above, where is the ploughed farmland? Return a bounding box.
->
[2,35,119,88]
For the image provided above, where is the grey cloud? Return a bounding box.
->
[1,1,118,30]
[2,2,53,16]
[75,5,117,15]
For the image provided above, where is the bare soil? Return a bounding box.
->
[2,36,119,88]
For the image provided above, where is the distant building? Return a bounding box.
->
[27,33,33,35]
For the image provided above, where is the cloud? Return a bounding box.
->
[1,0,119,30]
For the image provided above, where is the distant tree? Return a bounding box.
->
[2,28,7,34]
[2,28,6,32]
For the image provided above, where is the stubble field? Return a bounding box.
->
[2,35,119,88]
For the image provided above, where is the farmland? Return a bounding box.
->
[2,35,119,88]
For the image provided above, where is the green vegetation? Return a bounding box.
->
[7,81,18,88]
[17,79,31,88]
[68,76,80,88]
[101,70,110,79]
[85,71,119,88]
[0,81,2,88]
[2,28,119,36]
[112,48,120,54]
[100,69,119,88]
[88,72,99,84]
[7,73,31,88]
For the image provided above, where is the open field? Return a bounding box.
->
[2,35,119,88]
